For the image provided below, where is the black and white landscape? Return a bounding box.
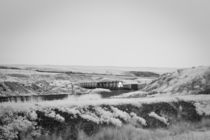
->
[1,0,210,140]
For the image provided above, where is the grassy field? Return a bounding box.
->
[0,65,157,96]
[78,124,210,140]
[0,65,210,140]
[1,94,210,140]
[22,122,210,140]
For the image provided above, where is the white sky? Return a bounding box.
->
[0,0,210,68]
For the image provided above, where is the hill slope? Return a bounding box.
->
[115,66,210,98]
[144,66,210,95]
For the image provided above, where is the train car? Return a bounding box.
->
[79,80,140,90]
[96,81,124,90]
[123,83,138,90]
[79,82,97,89]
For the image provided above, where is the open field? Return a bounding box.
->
[0,65,176,75]
[0,65,210,140]
[0,65,160,97]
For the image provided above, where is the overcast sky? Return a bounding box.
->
[0,0,210,68]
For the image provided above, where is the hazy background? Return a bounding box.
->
[0,0,209,68]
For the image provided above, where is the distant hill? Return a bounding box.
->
[0,65,176,75]
[126,71,160,77]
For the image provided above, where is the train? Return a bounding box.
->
[79,80,145,90]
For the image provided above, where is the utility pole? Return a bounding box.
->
[71,83,75,95]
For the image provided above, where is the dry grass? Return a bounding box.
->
[1,94,210,140]
[78,124,210,140]
[22,119,210,140]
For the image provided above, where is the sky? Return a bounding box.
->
[0,0,210,68]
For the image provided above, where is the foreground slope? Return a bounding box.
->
[1,94,210,140]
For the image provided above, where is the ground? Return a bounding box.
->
[0,65,210,140]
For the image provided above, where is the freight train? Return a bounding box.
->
[79,81,145,90]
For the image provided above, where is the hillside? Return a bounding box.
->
[115,66,210,98]
[0,68,90,96]
[144,66,210,95]
[0,65,161,96]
